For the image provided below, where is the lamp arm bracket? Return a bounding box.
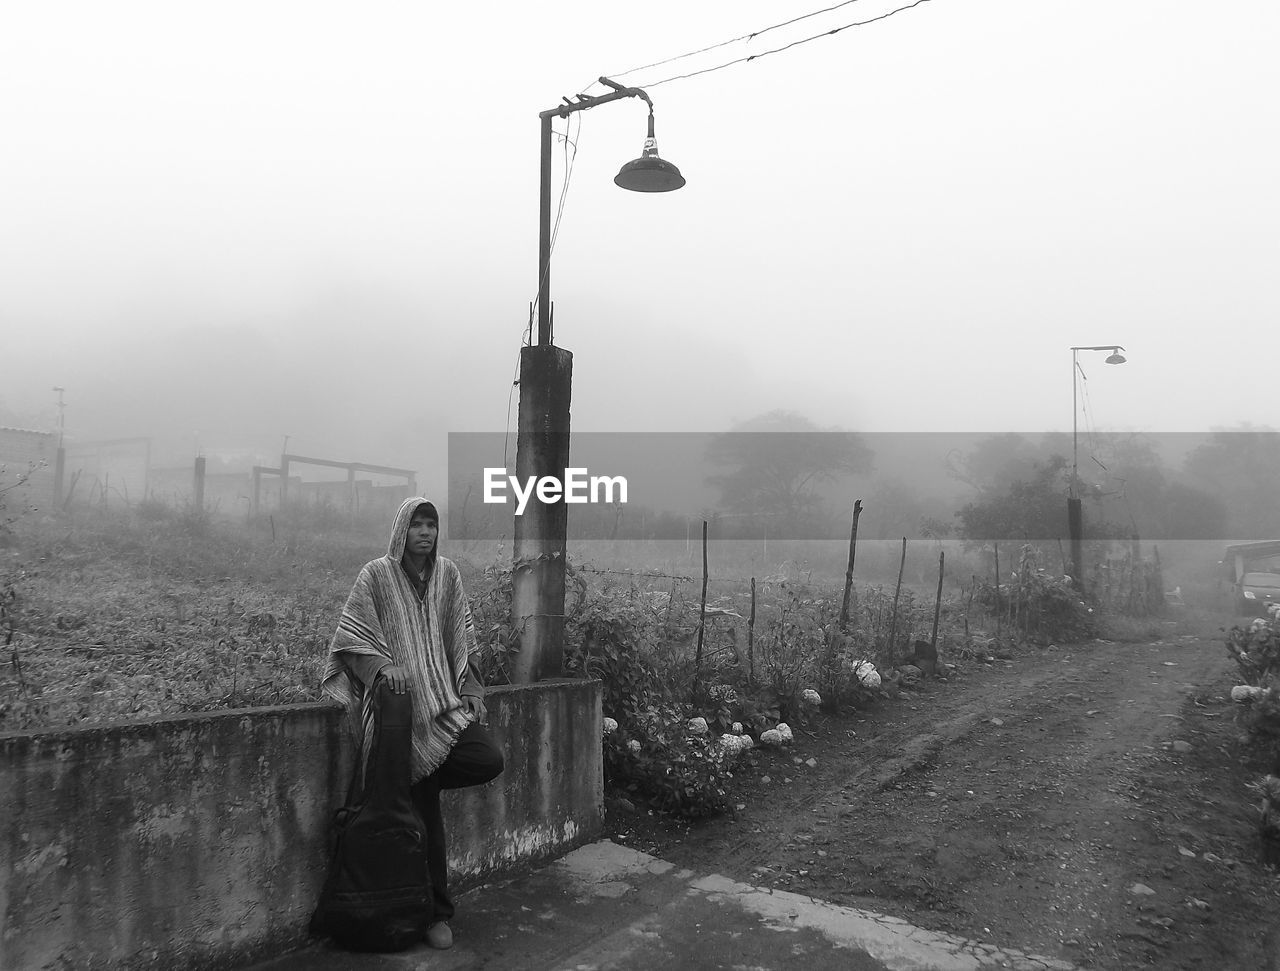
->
[540,77,653,120]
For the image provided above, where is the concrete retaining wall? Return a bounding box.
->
[0,679,602,970]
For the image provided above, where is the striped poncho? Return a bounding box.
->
[321,497,479,784]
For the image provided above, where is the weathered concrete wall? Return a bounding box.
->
[0,679,602,970]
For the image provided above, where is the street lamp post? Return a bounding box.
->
[1067,344,1126,590]
[51,386,66,507]
[510,78,684,684]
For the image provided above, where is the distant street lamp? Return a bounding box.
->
[512,77,685,683]
[1068,345,1127,589]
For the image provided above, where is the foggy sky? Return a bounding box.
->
[3,0,1277,496]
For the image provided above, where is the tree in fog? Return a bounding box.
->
[1183,425,1280,538]
[945,432,1071,496]
[955,456,1073,542]
[705,411,872,538]
[863,476,953,541]
[1089,434,1227,540]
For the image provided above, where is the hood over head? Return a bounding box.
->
[387,497,440,560]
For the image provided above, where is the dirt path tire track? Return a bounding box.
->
[613,633,1280,970]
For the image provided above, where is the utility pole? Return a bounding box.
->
[1067,345,1127,590]
[52,386,66,507]
[510,78,684,683]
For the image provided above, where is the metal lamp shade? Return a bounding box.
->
[1104,352,1126,364]
[615,155,686,192]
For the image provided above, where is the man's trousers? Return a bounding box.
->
[410,722,505,922]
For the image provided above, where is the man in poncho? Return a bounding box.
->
[321,497,503,951]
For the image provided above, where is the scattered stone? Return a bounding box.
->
[761,776,772,784]
[991,717,1005,727]
[1177,846,1196,858]
[805,758,818,768]
[1129,883,1156,896]
[1171,740,1193,753]
[1187,898,1210,910]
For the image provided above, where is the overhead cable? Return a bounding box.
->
[613,0,937,91]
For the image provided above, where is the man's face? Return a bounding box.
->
[406,511,438,557]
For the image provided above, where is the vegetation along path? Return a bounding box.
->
[607,631,1280,970]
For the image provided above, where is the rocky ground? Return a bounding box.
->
[606,622,1280,970]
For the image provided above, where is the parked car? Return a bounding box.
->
[1239,572,1280,614]
[1221,542,1280,614]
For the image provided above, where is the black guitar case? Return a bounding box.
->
[310,680,431,951]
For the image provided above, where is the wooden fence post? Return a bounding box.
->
[693,520,709,704]
[930,550,945,651]
[193,456,206,513]
[839,500,863,631]
[993,542,1001,642]
[888,537,907,658]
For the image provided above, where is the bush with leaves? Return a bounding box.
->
[564,586,738,818]
[603,702,735,818]
[1227,618,1280,751]
[971,547,1096,644]
[1227,618,1280,687]
[466,561,520,686]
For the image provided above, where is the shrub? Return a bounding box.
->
[566,587,737,818]
[972,546,1096,643]
[603,703,735,819]
[1227,618,1280,686]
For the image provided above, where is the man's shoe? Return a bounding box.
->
[427,921,453,950]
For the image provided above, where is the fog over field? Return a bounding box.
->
[2,0,1277,502]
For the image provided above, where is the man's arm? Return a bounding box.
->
[460,655,484,699]
[343,652,391,687]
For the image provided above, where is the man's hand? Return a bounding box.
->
[379,664,410,694]
[461,695,487,726]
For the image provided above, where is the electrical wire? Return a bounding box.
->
[527,113,582,340]
[510,113,582,468]
[547,113,582,291]
[597,0,867,85]
[630,0,937,90]
[506,0,937,465]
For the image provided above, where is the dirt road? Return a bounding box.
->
[607,629,1280,970]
